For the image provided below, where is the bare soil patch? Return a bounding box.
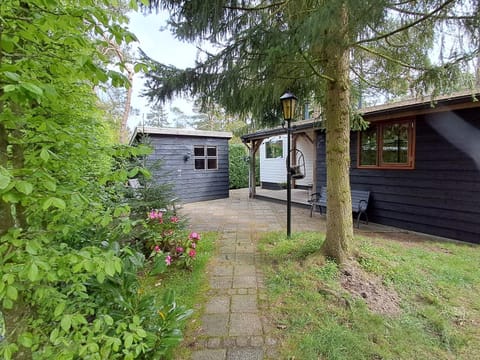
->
[341,262,401,316]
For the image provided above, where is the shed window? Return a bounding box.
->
[194,145,218,170]
[358,119,415,169]
[265,139,283,158]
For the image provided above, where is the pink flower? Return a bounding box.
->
[191,242,196,249]
[170,216,179,223]
[176,247,184,253]
[154,245,161,253]
[188,249,196,258]
[189,232,200,241]
[148,210,164,220]
[165,255,172,266]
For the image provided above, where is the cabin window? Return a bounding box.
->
[194,145,218,170]
[358,119,415,169]
[265,139,283,159]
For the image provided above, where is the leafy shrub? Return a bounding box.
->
[229,143,259,189]
[143,210,201,273]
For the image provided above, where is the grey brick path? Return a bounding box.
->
[179,189,325,360]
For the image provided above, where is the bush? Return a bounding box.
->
[229,143,259,189]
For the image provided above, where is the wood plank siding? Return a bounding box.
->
[146,134,230,203]
[315,108,480,243]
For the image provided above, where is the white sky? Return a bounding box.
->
[126,10,198,129]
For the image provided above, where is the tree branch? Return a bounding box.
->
[355,0,457,46]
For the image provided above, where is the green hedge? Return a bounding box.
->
[229,144,259,189]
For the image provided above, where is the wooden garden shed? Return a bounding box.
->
[130,127,232,203]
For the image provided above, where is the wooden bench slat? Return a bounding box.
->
[309,186,370,228]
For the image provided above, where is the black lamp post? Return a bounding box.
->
[280,91,298,238]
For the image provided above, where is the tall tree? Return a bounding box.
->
[145,102,170,127]
[142,0,480,263]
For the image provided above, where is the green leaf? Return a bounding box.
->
[6,285,18,300]
[51,198,66,209]
[40,148,50,162]
[3,342,19,360]
[15,180,33,195]
[20,82,43,97]
[61,315,72,332]
[0,173,10,190]
[44,180,57,192]
[42,197,65,210]
[96,272,105,284]
[4,72,20,82]
[27,262,39,282]
[54,302,66,318]
[18,332,34,348]
[3,84,17,92]
[49,328,59,343]
[104,261,115,277]
[124,332,133,348]
[3,298,13,310]
[3,192,20,203]
[136,328,147,338]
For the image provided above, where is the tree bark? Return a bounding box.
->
[320,4,354,264]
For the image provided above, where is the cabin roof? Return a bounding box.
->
[241,90,480,142]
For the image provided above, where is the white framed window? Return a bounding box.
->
[194,145,218,170]
[265,139,284,159]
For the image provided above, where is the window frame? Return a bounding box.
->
[193,145,218,171]
[357,118,416,170]
[264,139,284,159]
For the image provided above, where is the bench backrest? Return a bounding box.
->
[351,190,370,212]
[319,186,370,212]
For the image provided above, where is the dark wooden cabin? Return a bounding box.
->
[243,91,480,244]
[317,92,480,243]
[131,127,232,203]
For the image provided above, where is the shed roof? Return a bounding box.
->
[130,127,233,144]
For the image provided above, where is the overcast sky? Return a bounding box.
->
[126,10,199,129]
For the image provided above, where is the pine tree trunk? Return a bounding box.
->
[320,5,354,264]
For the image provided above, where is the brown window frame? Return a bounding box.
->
[357,118,416,170]
[194,145,218,171]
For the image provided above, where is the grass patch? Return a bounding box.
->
[141,231,217,359]
[259,232,480,359]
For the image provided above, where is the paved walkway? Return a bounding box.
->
[179,188,428,359]
[178,189,324,360]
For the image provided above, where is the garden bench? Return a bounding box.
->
[309,186,370,228]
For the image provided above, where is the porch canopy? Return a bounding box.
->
[241,119,320,198]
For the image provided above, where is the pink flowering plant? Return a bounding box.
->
[145,210,201,274]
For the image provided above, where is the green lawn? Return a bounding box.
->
[259,232,480,360]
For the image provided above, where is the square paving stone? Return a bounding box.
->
[227,348,263,360]
[234,265,256,277]
[210,276,233,289]
[205,296,230,314]
[229,313,263,336]
[233,276,257,289]
[231,295,257,313]
[210,265,234,277]
[192,349,227,360]
[201,314,229,336]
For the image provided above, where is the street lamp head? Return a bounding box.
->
[280,91,298,121]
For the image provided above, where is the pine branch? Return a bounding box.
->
[356,44,428,71]
[298,50,335,82]
[355,0,457,46]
